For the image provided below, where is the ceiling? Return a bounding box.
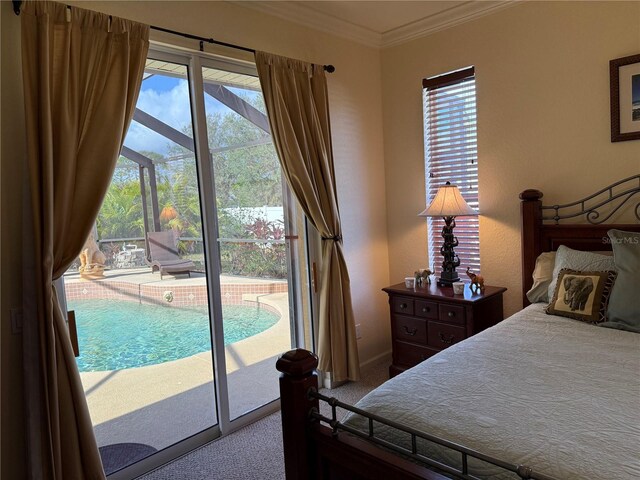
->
[232,1,515,48]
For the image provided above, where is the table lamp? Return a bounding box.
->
[418,181,478,286]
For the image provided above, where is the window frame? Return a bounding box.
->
[422,66,480,278]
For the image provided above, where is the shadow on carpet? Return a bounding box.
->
[139,356,389,480]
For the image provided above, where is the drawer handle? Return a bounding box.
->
[448,311,455,318]
[422,306,430,313]
[439,332,455,345]
[399,303,408,310]
[402,325,417,336]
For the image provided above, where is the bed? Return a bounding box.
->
[276,176,640,480]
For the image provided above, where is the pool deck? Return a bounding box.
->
[64,267,286,287]
[64,268,291,453]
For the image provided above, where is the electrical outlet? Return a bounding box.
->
[355,323,362,339]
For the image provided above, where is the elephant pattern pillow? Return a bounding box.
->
[546,246,616,303]
[546,269,617,324]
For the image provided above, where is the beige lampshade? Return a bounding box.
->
[418,182,478,217]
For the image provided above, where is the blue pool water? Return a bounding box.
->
[68,300,279,372]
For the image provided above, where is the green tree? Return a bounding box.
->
[97,159,144,239]
[95,86,288,278]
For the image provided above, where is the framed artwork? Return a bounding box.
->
[610,54,640,142]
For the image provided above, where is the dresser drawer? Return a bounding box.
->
[428,321,466,349]
[438,303,465,325]
[415,300,438,319]
[393,341,438,367]
[391,296,414,316]
[393,315,427,344]
[384,282,506,379]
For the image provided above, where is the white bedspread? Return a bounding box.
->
[344,304,640,479]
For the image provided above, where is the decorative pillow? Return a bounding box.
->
[600,229,640,333]
[547,246,616,302]
[526,252,556,303]
[546,269,617,324]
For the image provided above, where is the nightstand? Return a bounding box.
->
[383,282,507,377]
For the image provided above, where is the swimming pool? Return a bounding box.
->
[68,300,279,372]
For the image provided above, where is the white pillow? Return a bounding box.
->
[526,252,556,303]
[547,245,616,302]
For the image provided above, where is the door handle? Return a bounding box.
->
[312,262,318,293]
[68,310,80,357]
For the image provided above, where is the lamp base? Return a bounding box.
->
[437,270,460,287]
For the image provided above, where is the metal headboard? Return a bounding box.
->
[542,174,640,225]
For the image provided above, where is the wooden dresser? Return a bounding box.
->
[383,282,507,377]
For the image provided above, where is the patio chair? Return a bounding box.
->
[147,231,195,279]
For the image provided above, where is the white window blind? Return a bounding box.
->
[423,67,480,277]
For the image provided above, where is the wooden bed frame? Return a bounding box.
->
[277,176,640,480]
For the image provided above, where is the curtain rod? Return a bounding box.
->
[11,0,336,73]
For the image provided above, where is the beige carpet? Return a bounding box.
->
[139,357,389,480]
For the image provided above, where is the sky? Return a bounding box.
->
[123,74,261,156]
[632,74,640,105]
[124,76,193,155]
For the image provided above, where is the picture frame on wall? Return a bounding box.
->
[610,53,640,142]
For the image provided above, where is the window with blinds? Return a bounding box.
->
[422,67,480,276]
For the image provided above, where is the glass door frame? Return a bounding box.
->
[195,51,294,430]
[108,45,297,479]
[106,46,221,480]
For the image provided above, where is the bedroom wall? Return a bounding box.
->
[0,2,389,476]
[382,0,640,318]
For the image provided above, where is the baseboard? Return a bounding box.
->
[359,350,392,371]
[319,350,392,389]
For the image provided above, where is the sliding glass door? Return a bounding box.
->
[64,55,220,477]
[62,47,311,478]
[199,62,298,420]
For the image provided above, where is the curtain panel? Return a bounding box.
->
[255,52,360,382]
[20,1,149,477]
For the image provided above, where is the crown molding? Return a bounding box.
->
[382,1,518,48]
[229,1,518,49]
[230,1,382,48]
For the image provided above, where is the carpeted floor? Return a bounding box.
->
[138,357,389,480]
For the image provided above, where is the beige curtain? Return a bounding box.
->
[255,52,360,382]
[20,2,149,478]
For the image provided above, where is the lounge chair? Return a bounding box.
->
[147,231,195,279]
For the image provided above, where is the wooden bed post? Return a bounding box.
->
[520,189,543,308]
[276,349,320,480]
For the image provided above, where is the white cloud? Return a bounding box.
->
[123,79,238,157]
[123,80,193,156]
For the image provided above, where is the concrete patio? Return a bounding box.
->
[63,268,292,454]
